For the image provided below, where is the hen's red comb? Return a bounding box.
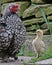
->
[9,4,19,13]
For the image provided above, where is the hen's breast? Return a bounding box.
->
[0,26,13,51]
[5,13,26,41]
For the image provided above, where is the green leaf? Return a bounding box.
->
[18,45,25,56]
[39,8,52,34]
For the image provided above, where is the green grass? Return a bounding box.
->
[24,49,35,56]
[29,44,52,63]
[17,44,52,59]
[16,44,35,57]
[16,44,52,65]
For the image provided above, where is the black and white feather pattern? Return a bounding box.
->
[0,3,26,61]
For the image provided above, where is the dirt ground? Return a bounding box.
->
[0,56,52,65]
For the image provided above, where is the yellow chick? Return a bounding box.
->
[32,29,45,58]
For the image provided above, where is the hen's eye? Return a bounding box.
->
[9,6,12,9]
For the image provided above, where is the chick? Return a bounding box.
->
[32,29,45,58]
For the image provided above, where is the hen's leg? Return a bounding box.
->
[1,55,9,63]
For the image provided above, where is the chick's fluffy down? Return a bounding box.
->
[32,38,45,54]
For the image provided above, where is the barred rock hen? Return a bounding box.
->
[0,3,26,62]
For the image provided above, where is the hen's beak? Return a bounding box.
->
[14,4,20,10]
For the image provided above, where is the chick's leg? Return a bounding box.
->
[33,45,38,58]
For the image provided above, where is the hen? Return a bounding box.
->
[0,3,26,62]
